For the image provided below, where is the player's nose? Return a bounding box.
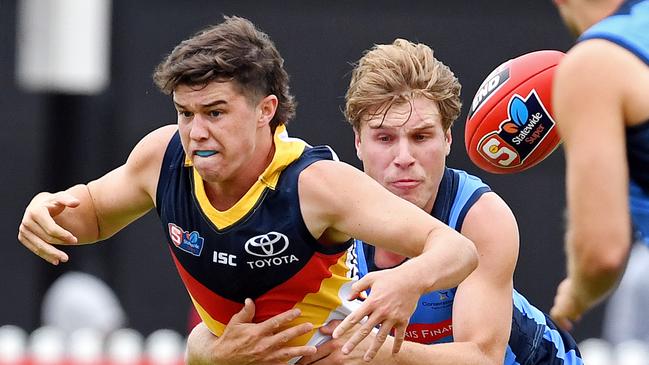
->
[393,140,415,167]
[189,115,209,140]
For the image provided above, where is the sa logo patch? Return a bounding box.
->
[168,223,204,256]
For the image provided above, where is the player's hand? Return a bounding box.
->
[550,278,586,331]
[18,192,80,265]
[186,298,317,365]
[332,266,419,362]
[297,320,387,365]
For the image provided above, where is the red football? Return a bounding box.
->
[465,50,565,174]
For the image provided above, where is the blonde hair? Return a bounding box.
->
[345,39,461,131]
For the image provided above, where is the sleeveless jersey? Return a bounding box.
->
[156,125,361,354]
[355,168,582,364]
[579,0,649,242]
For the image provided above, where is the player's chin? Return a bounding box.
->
[390,188,427,208]
[387,185,414,199]
[193,165,226,183]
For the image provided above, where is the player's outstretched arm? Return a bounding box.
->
[550,40,633,330]
[298,160,478,361]
[17,125,177,264]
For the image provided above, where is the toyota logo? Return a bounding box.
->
[245,232,289,257]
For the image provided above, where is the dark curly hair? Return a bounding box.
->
[153,16,296,128]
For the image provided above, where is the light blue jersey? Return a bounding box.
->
[580,0,649,242]
[355,168,582,364]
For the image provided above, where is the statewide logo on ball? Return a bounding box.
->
[477,90,555,168]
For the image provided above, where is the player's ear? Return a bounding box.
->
[258,95,278,127]
[444,128,452,157]
[354,128,362,160]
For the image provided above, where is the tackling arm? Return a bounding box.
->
[298,192,517,365]
[298,160,478,360]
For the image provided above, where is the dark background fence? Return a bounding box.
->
[1,0,604,341]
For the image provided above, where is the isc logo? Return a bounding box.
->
[213,251,237,267]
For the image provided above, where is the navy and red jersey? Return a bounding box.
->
[156,125,361,348]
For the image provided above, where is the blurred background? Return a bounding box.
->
[1,0,610,352]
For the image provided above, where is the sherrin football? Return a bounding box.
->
[465,50,565,174]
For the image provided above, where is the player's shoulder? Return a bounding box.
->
[298,159,378,211]
[139,124,178,146]
[447,168,487,188]
[299,159,361,193]
[460,187,517,244]
[559,39,637,84]
[466,191,514,224]
[130,125,177,155]
[301,157,355,176]
[553,40,634,118]
[461,191,519,263]
[125,124,178,173]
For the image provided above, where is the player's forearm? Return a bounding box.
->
[375,337,498,365]
[403,229,478,293]
[51,184,101,243]
[185,323,223,365]
[562,131,631,311]
[566,228,629,310]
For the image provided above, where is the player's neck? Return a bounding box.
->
[204,136,275,211]
[578,0,623,32]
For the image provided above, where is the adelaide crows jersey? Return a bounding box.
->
[156,125,361,351]
[579,0,649,242]
[355,168,582,364]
